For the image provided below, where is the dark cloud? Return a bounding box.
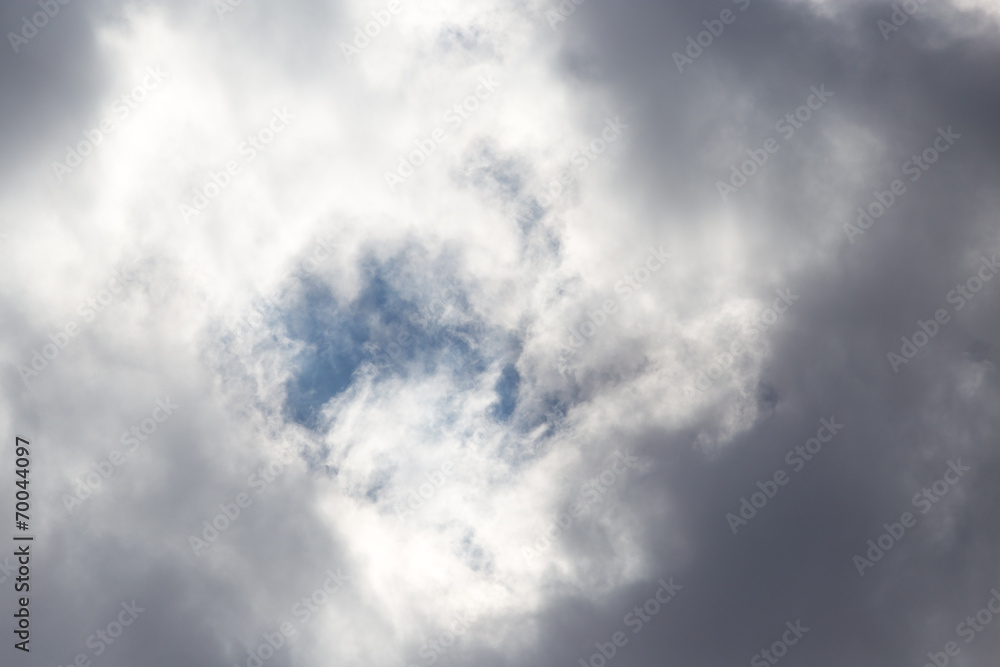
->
[511,1,1000,667]
[3,1,999,666]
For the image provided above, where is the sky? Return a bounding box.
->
[2,0,1000,666]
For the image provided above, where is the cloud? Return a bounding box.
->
[2,0,1000,666]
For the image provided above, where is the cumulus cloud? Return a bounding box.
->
[2,0,1000,666]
